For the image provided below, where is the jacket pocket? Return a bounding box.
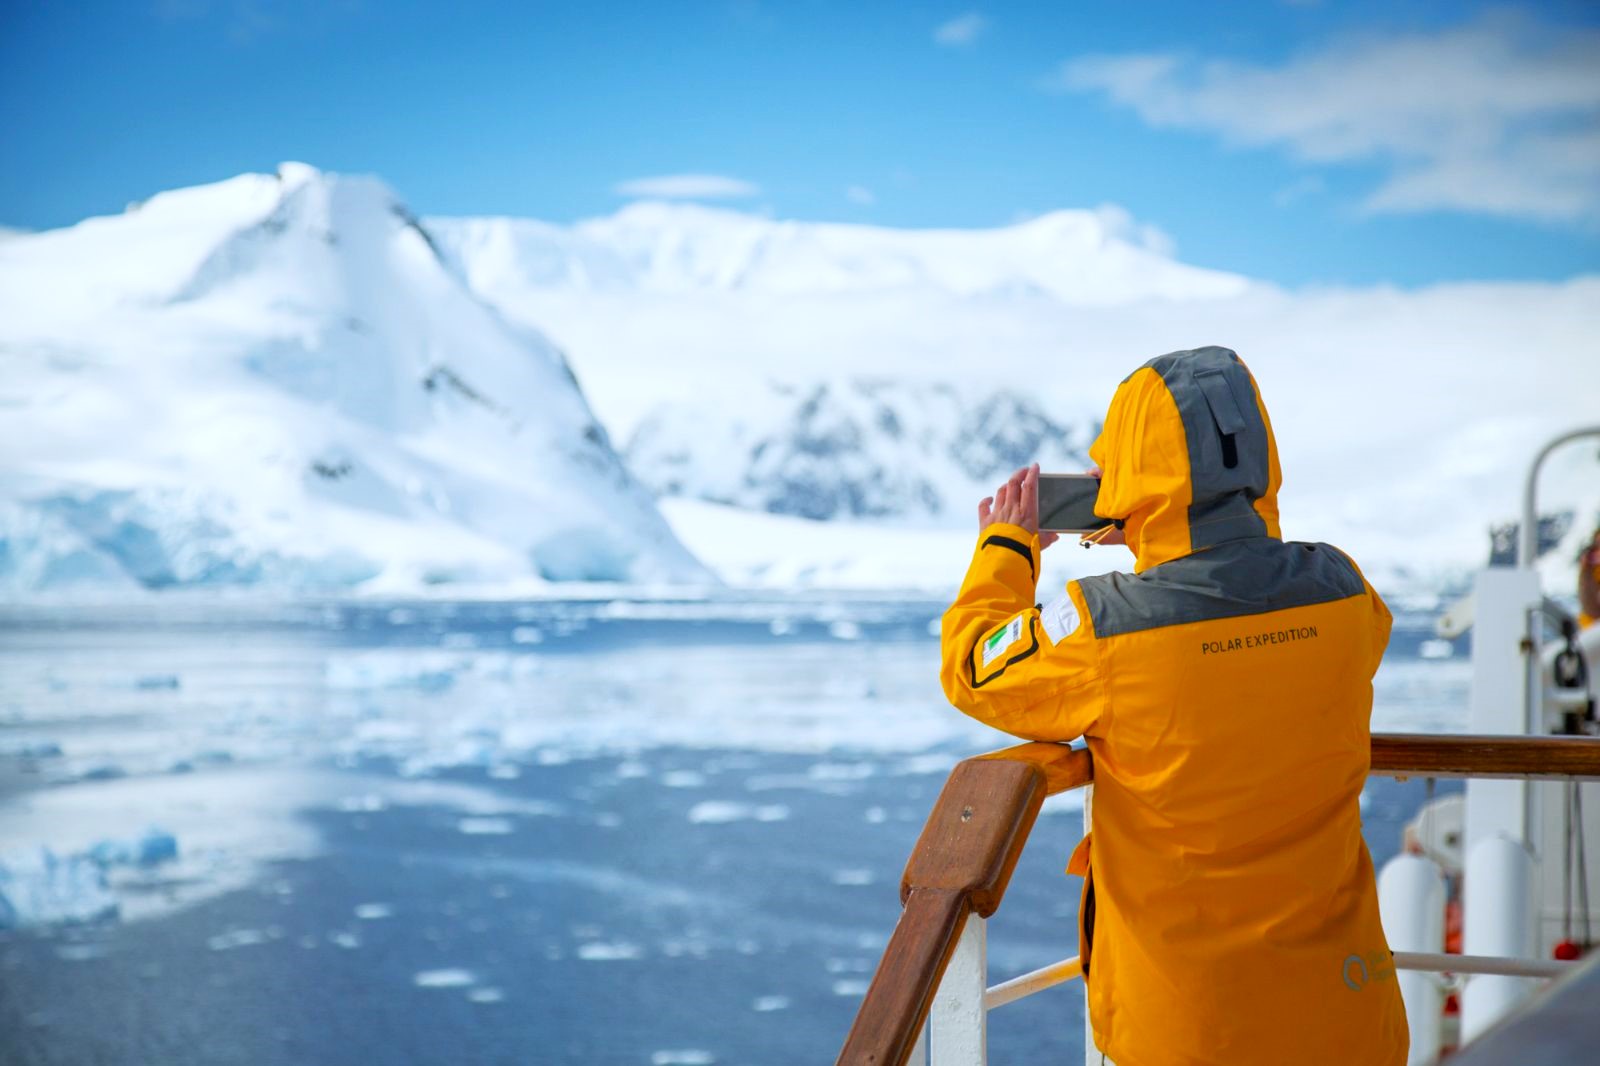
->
[1068,833,1095,981]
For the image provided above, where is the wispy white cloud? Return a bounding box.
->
[1273,175,1325,208]
[846,185,876,206]
[1047,13,1600,224]
[934,12,986,47]
[613,174,761,201]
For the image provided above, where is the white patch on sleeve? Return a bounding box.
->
[981,614,1026,667]
[1039,591,1081,645]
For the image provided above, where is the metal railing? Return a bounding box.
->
[836,733,1600,1066]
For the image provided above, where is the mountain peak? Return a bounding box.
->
[0,166,710,592]
[275,160,325,189]
[432,199,1250,304]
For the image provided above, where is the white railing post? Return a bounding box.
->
[930,914,986,1065]
[1378,853,1446,1064]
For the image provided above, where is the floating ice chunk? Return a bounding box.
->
[441,632,478,650]
[0,847,119,930]
[354,903,393,920]
[577,941,643,961]
[331,932,361,949]
[686,802,789,824]
[752,995,790,1012]
[487,764,521,780]
[208,928,268,951]
[88,827,178,868]
[0,739,63,759]
[615,761,649,779]
[662,770,706,788]
[468,987,505,1004]
[414,968,475,988]
[829,620,862,640]
[458,817,513,835]
[863,806,887,824]
[1419,639,1454,660]
[832,869,874,886]
[338,793,387,813]
[831,979,869,997]
[511,626,543,644]
[651,1052,715,1065]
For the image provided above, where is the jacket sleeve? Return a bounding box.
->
[939,522,1108,742]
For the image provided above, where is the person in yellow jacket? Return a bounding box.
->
[940,346,1408,1066]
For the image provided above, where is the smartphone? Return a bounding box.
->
[1037,474,1112,534]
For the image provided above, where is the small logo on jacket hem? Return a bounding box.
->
[1341,950,1395,990]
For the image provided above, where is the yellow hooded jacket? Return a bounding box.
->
[940,347,1407,1066]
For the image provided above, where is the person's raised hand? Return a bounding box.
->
[978,463,1059,550]
[1080,465,1125,547]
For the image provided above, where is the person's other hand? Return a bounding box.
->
[978,463,1059,550]
[1081,466,1125,547]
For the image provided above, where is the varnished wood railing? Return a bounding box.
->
[836,734,1600,1066]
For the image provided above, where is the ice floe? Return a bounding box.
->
[686,802,789,825]
[414,968,476,988]
[0,827,182,930]
[577,940,643,961]
[457,817,513,835]
[208,928,271,951]
[0,847,119,930]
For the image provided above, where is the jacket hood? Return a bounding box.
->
[1088,346,1282,572]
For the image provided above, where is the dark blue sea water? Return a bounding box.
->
[0,598,1468,1065]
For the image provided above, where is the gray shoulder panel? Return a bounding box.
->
[1077,538,1366,639]
[1142,346,1271,551]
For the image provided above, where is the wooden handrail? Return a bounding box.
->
[836,733,1600,1065]
[1371,733,1600,779]
[838,745,1090,1064]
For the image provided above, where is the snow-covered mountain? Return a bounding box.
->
[4,165,1595,598]
[625,379,1096,521]
[430,200,1251,303]
[433,200,1600,593]
[0,164,709,594]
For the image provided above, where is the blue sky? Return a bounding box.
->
[3,0,1597,286]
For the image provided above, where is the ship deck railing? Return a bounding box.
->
[836,733,1600,1066]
